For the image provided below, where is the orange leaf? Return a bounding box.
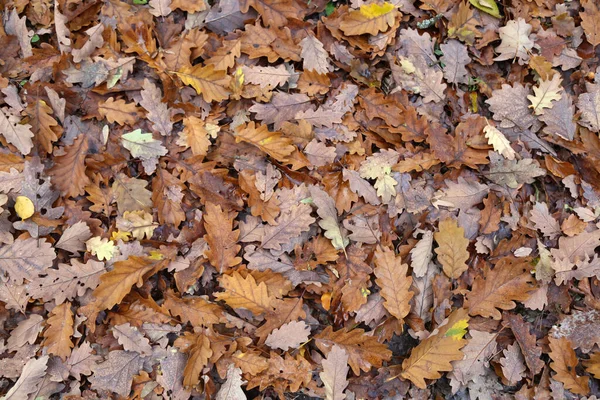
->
[204,202,241,273]
[42,302,74,361]
[549,336,589,395]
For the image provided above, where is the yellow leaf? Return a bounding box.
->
[14,196,34,219]
[148,250,164,260]
[445,319,469,340]
[359,2,394,18]
[86,237,118,261]
[340,2,399,36]
[111,230,131,242]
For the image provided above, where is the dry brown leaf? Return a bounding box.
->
[374,248,413,322]
[548,336,589,395]
[434,218,470,279]
[204,202,242,273]
[466,258,535,319]
[42,302,74,360]
[400,308,469,389]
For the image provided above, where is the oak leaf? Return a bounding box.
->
[432,177,489,212]
[2,356,48,400]
[176,64,231,103]
[340,3,399,36]
[581,0,600,48]
[56,221,92,253]
[27,259,105,305]
[0,237,56,283]
[548,336,589,395]
[112,323,152,356]
[577,84,600,132]
[239,0,303,28]
[449,330,497,388]
[440,40,470,84]
[309,185,349,250]
[86,256,169,315]
[112,173,153,213]
[139,79,173,136]
[320,345,349,400]
[204,202,242,273]
[48,134,90,198]
[410,230,433,278]
[7,314,44,350]
[314,326,392,375]
[86,237,117,261]
[500,343,526,385]
[483,124,515,160]
[89,350,144,396]
[163,289,223,328]
[583,351,600,379]
[0,108,34,155]
[152,168,186,227]
[373,248,413,321]
[485,152,545,189]
[234,122,295,162]
[116,210,157,240]
[175,332,213,387]
[42,302,74,360]
[300,34,332,75]
[241,65,291,88]
[486,83,536,130]
[494,18,534,64]
[400,308,470,389]
[27,99,62,154]
[529,202,561,239]
[121,130,167,174]
[216,365,246,400]
[434,218,470,279]
[465,258,535,319]
[260,204,315,250]
[528,74,563,115]
[265,320,310,351]
[98,97,139,126]
[215,271,275,315]
[505,313,544,376]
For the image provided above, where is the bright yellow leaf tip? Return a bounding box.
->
[14,196,34,219]
[445,319,469,340]
[359,2,395,18]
